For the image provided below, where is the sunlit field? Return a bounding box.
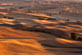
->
[0,0,82,55]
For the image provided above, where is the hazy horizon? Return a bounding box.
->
[0,0,82,2]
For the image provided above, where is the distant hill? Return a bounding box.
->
[0,0,82,2]
[0,0,82,4]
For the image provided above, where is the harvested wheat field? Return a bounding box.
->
[0,0,82,55]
